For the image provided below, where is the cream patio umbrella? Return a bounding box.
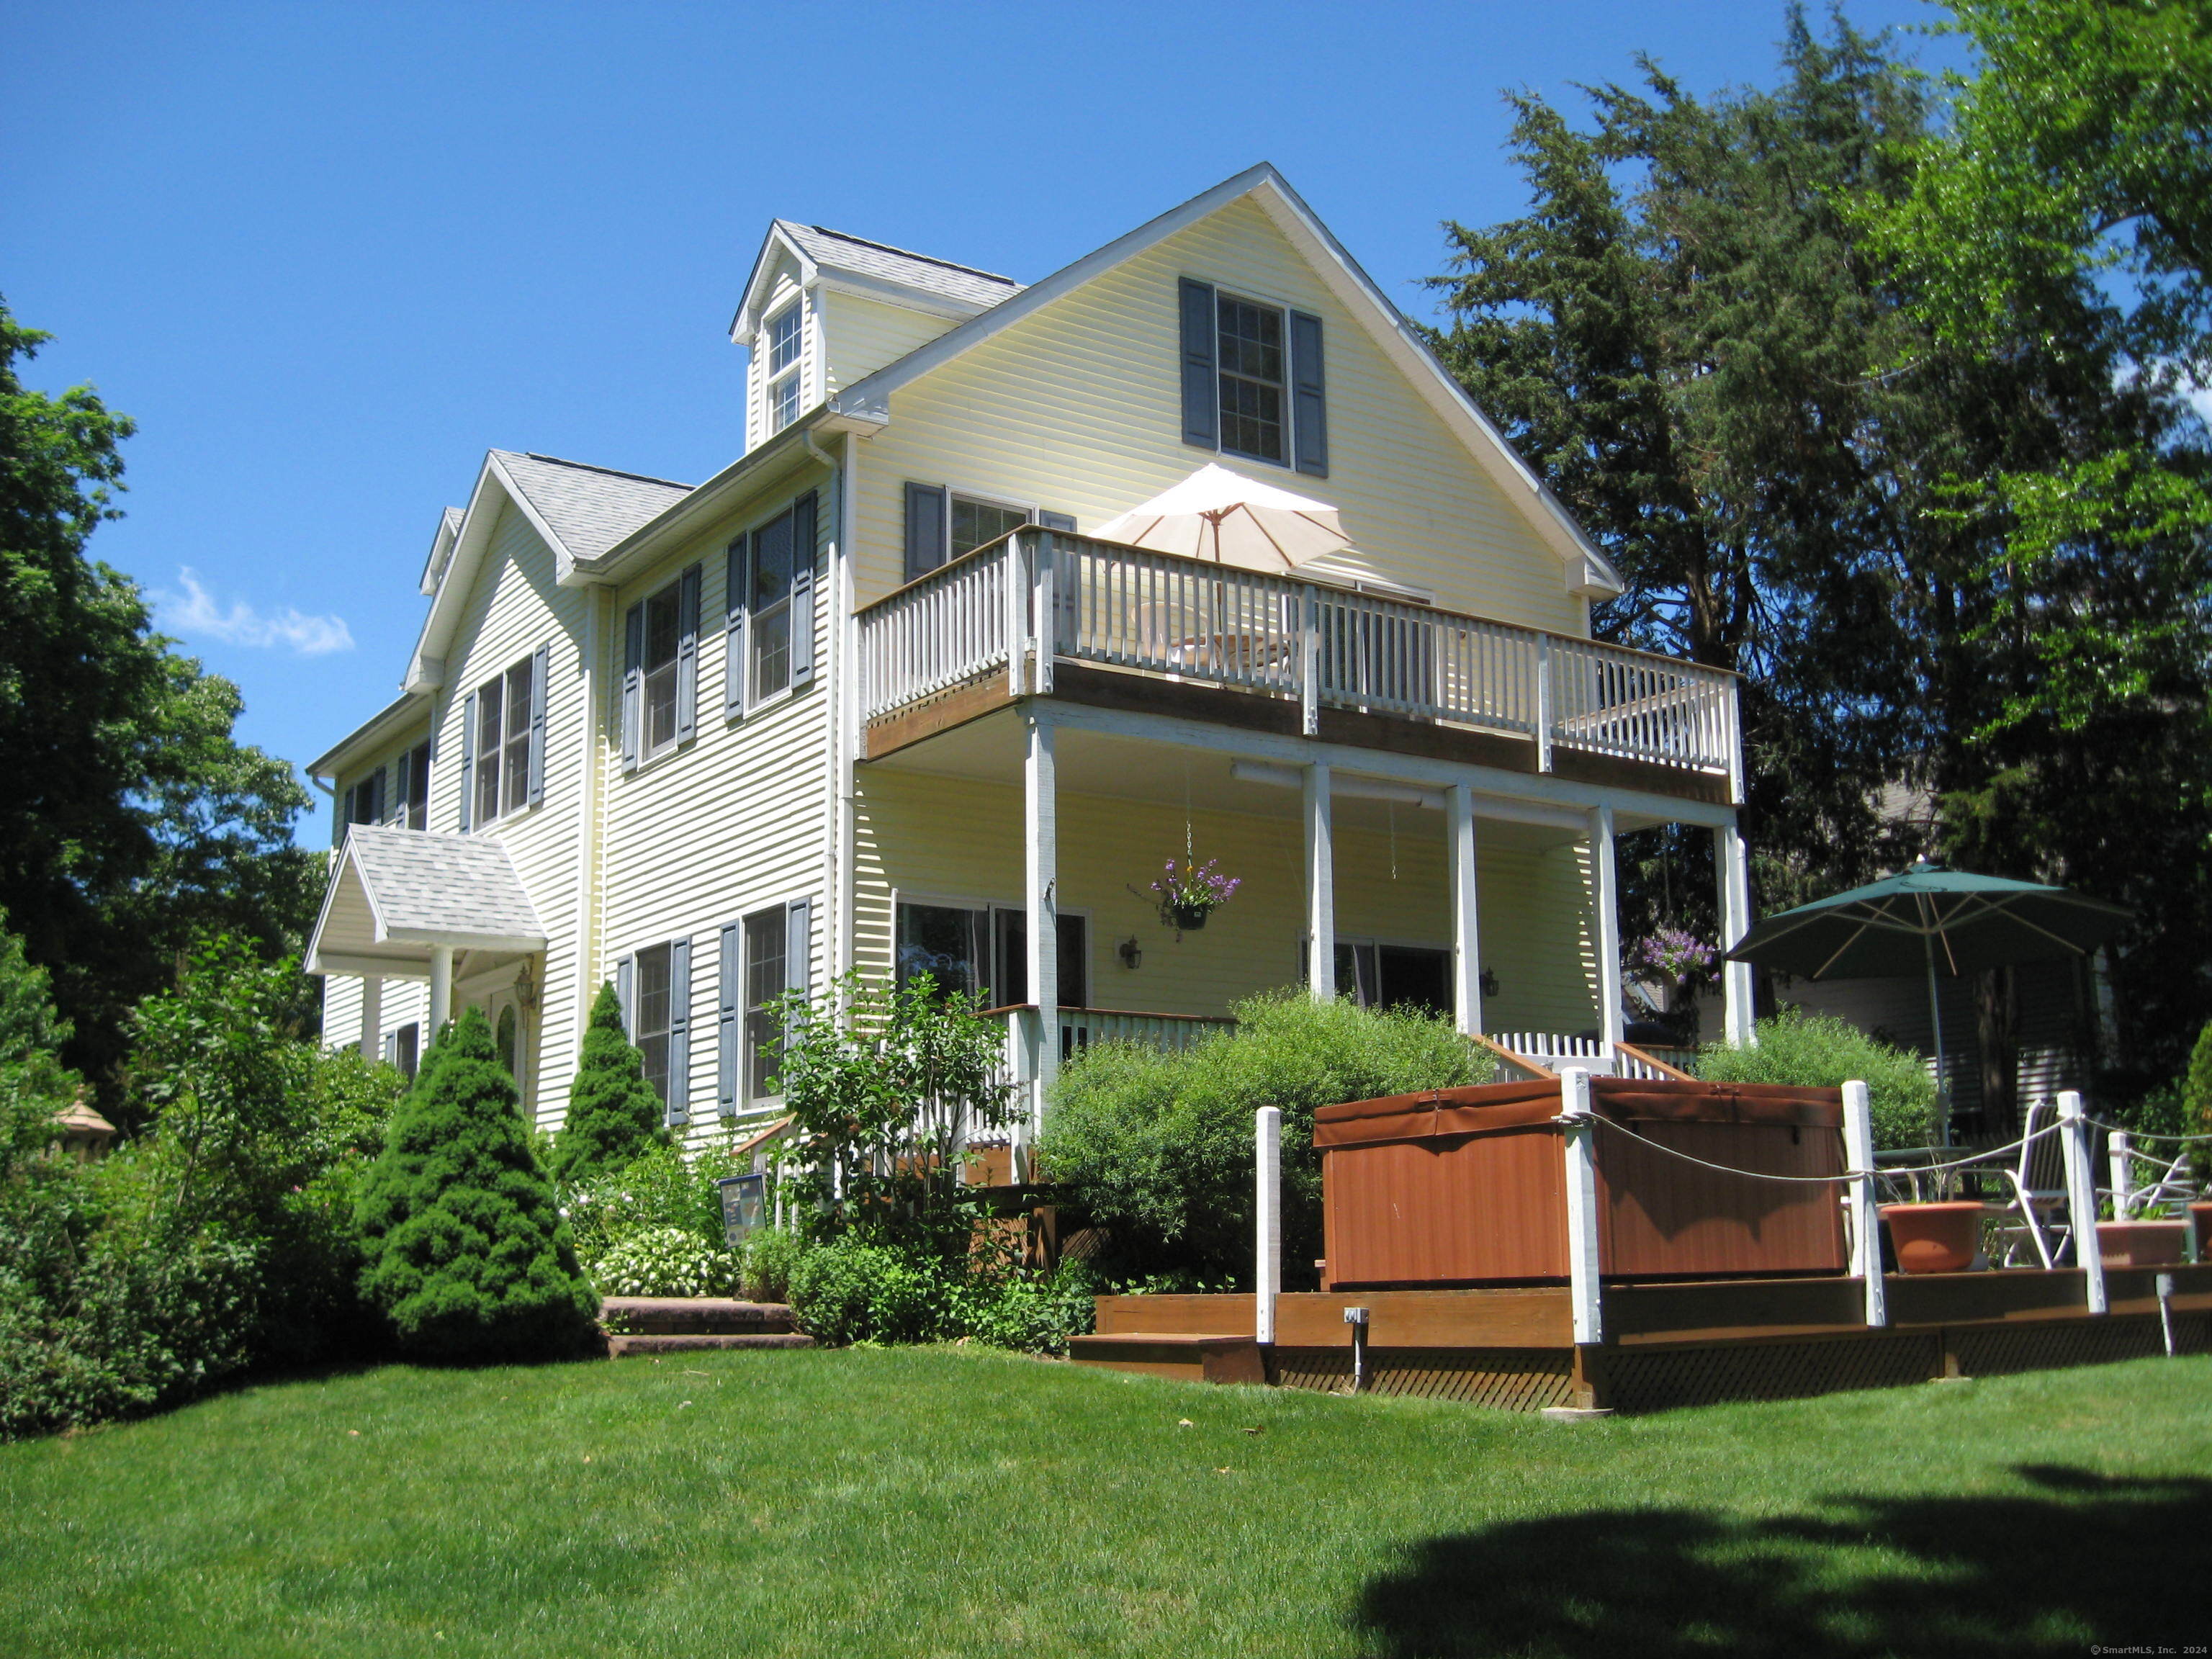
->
[1091,462,1351,573]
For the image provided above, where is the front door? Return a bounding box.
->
[483,986,526,1106]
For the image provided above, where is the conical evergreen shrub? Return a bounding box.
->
[355,1008,599,1360]
[548,981,668,1187]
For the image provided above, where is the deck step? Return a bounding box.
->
[1067,1332,1267,1386]
[606,1331,817,1357]
[601,1296,798,1336]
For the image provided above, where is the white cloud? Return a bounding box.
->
[154,568,354,656]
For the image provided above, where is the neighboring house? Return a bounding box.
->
[305,163,1755,1149]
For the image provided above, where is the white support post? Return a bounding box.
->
[1024,711,1058,1138]
[2108,1129,2134,1220]
[1714,820,1756,1048]
[1031,528,1056,696]
[1842,1079,1889,1328]
[1254,1105,1281,1347]
[2059,1090,2108,1315]
[358,975,382,1063]
[1304,760,1335,999]
[1299,584,1320,737]
[1004,536,1028,696]
[1448,782,1483,1036]
[1535,635,1555,773]
[428,945,454,1043]
[1560,1066,1604,1346]
[1588,805,1624,1051]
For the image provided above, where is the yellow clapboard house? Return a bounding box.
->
[305,164,1754,1145]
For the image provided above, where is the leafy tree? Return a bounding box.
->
[547,981,667,1187]
[0,302,318,1097]
[355,1009,598,1361]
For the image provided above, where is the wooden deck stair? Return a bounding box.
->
[601,1297,814,1358]
[1068,1293,1267,1385]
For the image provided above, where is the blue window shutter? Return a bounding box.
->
[1290,310,1328,477]
[457,691,477,830]
[616,954,635,1038]
[666,936,691,1127]
[675,562,702,744]
[621,602,644,772]
[527,644,549,806]
[785,897,811,998]
[790,492,818,688]
[724,535,748,721]
[1179,278,1218,449]
[904,482,946,581]
[716,922,740,1118]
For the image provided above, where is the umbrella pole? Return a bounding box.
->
[1924,932,1950,1148]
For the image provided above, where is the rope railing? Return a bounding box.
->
[2083,1117,2212,1145]
[1580,1114,2064,1187]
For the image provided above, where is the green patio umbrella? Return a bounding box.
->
[1724,860,2132,1136]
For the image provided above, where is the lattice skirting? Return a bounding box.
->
[1948,1311,2208,1378]
[1596,1333,1941,1413]
[1268,1346,1577,1411]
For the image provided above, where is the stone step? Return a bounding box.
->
[601,1296,798,1336]
[606,1331,817,1358]
[1066,1332,1267,1386]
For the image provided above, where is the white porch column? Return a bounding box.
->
[1024,711,1058,1136]
[428,944,454,1042]
[1714,820,1755,1046]
[1588,804,1624,1048]
[358,975,383,1063]
[1448,783,1483,1036]
[1304,760,1334,999]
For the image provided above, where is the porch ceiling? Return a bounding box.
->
[865,709,1655,848]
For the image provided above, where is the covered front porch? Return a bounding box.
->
[852,701,1756,1147]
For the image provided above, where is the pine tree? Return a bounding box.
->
[355,1009,598,1360]
[547,981,668,1187]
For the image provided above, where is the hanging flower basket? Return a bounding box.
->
[1149,858,1241,935]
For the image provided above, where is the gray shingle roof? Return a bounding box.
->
[347,825,545,946]
[777,221,1022,310]
[492,450,693,564]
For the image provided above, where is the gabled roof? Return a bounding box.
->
[418,505,466,595]
[827,163,1624,599]
[306,825,547,980]
[731,219,1022,338]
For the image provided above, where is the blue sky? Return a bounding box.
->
[4,0,1956,833]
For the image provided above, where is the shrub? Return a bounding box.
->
[548,983,667,1187]
[956,1261,1100,1357]
[786,1236,960,1346]
[1696,1007,1940,1149]
[740,1226,806,1303]
[355,1010,599,1361]
[587,1226,739,1298]
[1042,990,1487,1287]
[560,1140,726,1266]
[2183,1021,2212,1139]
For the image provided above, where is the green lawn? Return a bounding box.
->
[3,1349,2208,1658]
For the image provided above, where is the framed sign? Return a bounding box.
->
[716,1172,767,1244]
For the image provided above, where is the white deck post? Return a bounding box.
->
[1031,529,1056,696]
[1004,536,1028,695]
[2059,1090,2108,1315]
[1560,1066,1604,1346]
[428,944,454,1042]
[1254,1105,1281,1347]
[1588,805,1624,1050]
[1448,783,1483,1036]
[1024,711,1058,1138]
[358,975,382,1063]
[1714,820,1755,1048]
[1299,584,1320,736]
[2108,1129,2134,1220]
[1842,1080,1889,1328]
[1304,760,1334,999]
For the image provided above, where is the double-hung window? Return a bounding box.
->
[765,302,803,435]
[341,770,383,839]
[1179,277,1328,477]
[621,565,701,769]
[900,485,1076,583]
[716,899,810,1116]
[387,741,431,831]
[894,899,1087,1009]
[619,936,692,1125]
[463,652,546,829]
[723,494,815,719]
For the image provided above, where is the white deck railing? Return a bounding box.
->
[858,531,1740,790]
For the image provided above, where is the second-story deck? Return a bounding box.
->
[856,531,1741,805]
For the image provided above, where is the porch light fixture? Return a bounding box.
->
[1480,968,1500,998]
[1118,936,1143,971]
[513,960,539,1013]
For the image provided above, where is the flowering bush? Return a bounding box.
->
[1627,928,1717,984]
[586,1225,739,1298]
[1150,858,1241,924]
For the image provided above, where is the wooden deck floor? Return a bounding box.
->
[1069,1264,2212,1412]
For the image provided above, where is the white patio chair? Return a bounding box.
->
[1988,1097,2073,1269]
[2111,1138,2200,1220]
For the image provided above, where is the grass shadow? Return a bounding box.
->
[1355,1464,2211,1658]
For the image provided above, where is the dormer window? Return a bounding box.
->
[766,302,803,433]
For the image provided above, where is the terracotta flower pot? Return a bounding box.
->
[2096,1219,2188,1269]
[1880,1201,1986,1274]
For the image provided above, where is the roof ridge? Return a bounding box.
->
[797,222,1018,287]
[505,449,693,490]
